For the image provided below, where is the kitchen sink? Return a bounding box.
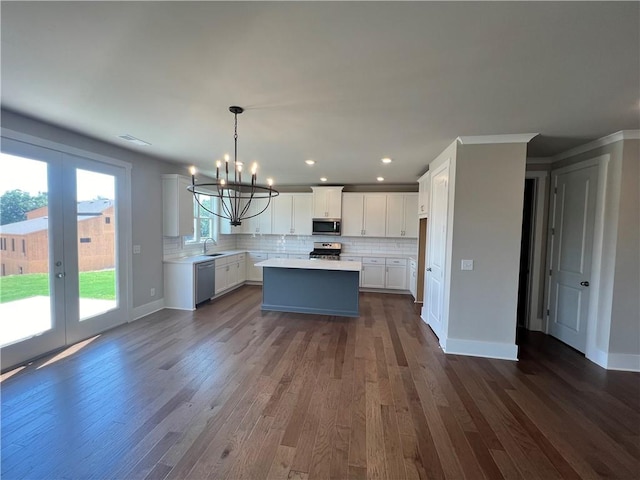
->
[205,253,224,257]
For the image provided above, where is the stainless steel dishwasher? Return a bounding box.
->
[195,260,216,305]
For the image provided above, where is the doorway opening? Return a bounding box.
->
[516,178,535,344]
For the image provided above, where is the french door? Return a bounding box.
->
[0,138,131,370]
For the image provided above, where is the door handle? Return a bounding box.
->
[580,281,590,287]
[426,267,432,272]
[56,272,65,278]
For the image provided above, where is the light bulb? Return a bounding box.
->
[189,166,196,175]
[267,178,273,186]
[251,163,258,175]
[224,154,230,162]
[216,160,222,168]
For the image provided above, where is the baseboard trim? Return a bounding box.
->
[443,337,518,361]
[607,353,640,372]
[132,298,165,321]
[591,351,640,372]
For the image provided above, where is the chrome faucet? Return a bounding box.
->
[203,237,217,254]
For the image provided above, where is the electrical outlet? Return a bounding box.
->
[133,245,141,254]
[461,259,474,271]
[150,288,156,297]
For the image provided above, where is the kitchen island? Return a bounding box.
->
[254,258,361,317]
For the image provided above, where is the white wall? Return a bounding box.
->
[446,142,527,358]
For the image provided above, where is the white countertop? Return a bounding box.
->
[255,258,362,272]
[163,250,246,264]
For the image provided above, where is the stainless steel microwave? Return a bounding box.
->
[312,218,341,236]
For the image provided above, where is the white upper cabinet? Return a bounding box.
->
[385,193,418,238]
[162,174,194,237]
[418,171,431,218]
[311,186,343,218]
[243,199,273,235]
[342,193,387,237]
[272,193,313,235]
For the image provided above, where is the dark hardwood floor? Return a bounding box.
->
[1,286,639,479]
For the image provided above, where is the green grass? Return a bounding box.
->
[0,270,116,303]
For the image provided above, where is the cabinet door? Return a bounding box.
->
[386,265,407,290]
[237,260,246,283]
[162,174,194,237]
[215,264,228,294]
[255,200,273,234]
[312,188,329,218]
[418,172,431,218]
[292,194,312,235]
[227,258,239,287]
[247,253,267,281]
[403,194,419,238]
[385,194,404,237]
[341,194,364,236]
[409,262,417,299]
[271,194,293,235]
[326,189,343,218]
[361,264,385,288]
[363,194,386,237]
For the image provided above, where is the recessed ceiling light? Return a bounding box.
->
[305,159,315,165]
[381,157,392,164]
[320,177,328,182]
[117,134,151,146]
[377,177,384,182]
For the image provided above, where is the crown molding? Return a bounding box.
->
[526,157,553,165]
[456,133,539,145]
[553,130,640,162]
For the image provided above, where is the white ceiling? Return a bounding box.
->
[2,2,638,186]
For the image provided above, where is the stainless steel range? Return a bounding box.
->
[309,242,342,260]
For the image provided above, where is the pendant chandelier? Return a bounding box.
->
[188,106,279,226]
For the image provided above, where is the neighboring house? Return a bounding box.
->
[0,199,115,276]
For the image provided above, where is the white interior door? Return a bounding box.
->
[548,164,598,353]
[0,139,130,370]
[423,162,449,339]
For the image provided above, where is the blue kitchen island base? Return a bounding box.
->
[261,266,360,317]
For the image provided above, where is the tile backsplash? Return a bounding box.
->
[236,234,417,256]
[164,233,417,259]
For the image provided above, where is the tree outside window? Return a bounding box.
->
[185,193,219,244]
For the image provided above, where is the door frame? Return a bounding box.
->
[1,127,133,369]
[545,154,609,362]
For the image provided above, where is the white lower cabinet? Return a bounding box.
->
[361,257,385,288]
[385,258,407,290]
[215,253,246,295]
[409,259,417,299]
[247,252,267,282]
[361,257,408,290]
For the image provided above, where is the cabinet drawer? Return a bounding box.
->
[362,257,384,265]
[268,253,288,259]
[341,255,362,262]
[288,254,309,260]
[386,258,407,266]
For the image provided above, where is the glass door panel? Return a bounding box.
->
[63,155,130,346]
[0,154,53,346]
[0,141,67,370]
[75,169,118,321]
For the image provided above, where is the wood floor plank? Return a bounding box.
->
[1,288,638,480]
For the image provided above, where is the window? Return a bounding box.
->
[11,238,15,251]
[186,193,219,244]
[80,237,92,243]
[0,238,4,250]
[22,239,26,254]
[105,217,111,224]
